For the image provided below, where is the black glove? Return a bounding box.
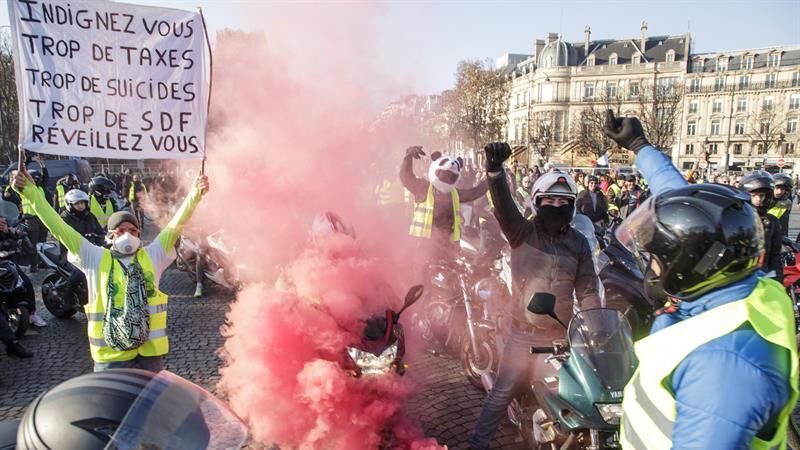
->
[405,145,425,159]
[603,110,650,153]
[484,142,511,172]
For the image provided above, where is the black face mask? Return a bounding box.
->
[535,204,573,235]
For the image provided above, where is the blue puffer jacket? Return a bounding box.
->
[634,146,792,449]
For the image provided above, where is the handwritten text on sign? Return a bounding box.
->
[8,0,210,159]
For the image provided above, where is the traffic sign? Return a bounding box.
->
[698,160,708,169]
[778,158,786,168]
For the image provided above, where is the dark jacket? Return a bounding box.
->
[576,189,609,224]
[615,185,648,219]
[762,213,784,282]
[60,210,105,256]
[488,169,600,337]
[399,155,488,237]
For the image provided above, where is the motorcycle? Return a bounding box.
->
[38,237,99,319]
[175,230,242,292]
[781,237,800,336]
[344,285,424,377]
[482,292,636,449]
[0,200,32,339]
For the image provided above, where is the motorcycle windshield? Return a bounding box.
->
[568,308,636,391]
[0,200,19,226]
[106,371,248,450]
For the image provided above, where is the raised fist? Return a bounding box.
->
[603,110,650,153]
[405,146,425,159]
[484,142,512,172]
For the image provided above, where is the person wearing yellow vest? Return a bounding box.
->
[13,165,209,372]
[21,167,51,274]
[769,173,793,237]
[88,176,117,228]
[399,146,487,259]
[53,174,80,211]
[604,110,798,450]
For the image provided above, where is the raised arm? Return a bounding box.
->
[484,143,534,249]
[457,180,489,203]
[155,176,208,252]
[398,146,431,201]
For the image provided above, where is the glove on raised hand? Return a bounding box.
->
[405,145,425,159]
[603,110,650,153]
[484,142,512,173]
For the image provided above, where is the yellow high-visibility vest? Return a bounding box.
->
[90,196,114,227]
[621,278,798,450]
[769,205,788,219]
[55,184,66,208]
[409,184,460,241]
[85,249,169,363]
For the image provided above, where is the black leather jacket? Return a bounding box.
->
[488,170,600,338]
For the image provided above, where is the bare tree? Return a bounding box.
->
[442,60,509,151]
[748,97,788,156]
[637,79,685,152]
[0,29,19,164]
[567,94,622,158]
[527,111,561,163]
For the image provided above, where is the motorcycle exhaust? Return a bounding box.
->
[480,372,495,392]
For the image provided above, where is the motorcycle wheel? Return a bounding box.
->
[461,331,497,391]
[8,305,29,339]
[41,273,76,319]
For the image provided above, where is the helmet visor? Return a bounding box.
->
[106,371,248,450]
[614,196,657,257]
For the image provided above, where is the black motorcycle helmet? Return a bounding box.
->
[615,184,763,301]
[28,170,42,185]
[773,173,792,199]
[740,170,775,216]
[15,369,245,450]
[88,176,115,200]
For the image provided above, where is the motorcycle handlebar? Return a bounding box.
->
[530,346,556,354]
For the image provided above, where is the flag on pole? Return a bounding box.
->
[597,152,610,167]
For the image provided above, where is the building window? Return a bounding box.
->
[763,96,774,111]
[709,143,719,154]
[713,98,723,113]
[714,78,725,91]
[790,94,800,110]
[735,120,745,135]
[718,58,728,71]
[760,120,770,135]
[587,55,595,66]
[786,143,797,155]
[628,81,640,99]
[609,53,618,65]
[737,97,747,112]
[689,78,700,93]
[606,82,617,98]
[685,144,694,155]
[687,121,697,136]
[793,72,800,87]
[788,118,798,134]
[733,143,743,155]
[692,59,704,72]
[743,56,754,70]
[632,54,640,64]
[544,56,553,68]
[769,52,780,67]
[689,101,698,114]
[666,50,675,63]
[711,120,721,135]
[738,75,749,89]
[766,73,777,88]
[584,83,595,99]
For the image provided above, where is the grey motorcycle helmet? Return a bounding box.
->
[16,369,247,450]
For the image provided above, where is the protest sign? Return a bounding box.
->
[7,0,210,159]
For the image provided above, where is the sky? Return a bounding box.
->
[2,0,799,100]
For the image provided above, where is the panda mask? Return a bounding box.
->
[427,152,463,194]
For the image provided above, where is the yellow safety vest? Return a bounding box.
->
[90,195,114,227]
[621,278,798,450]
[769,205,788,219]
[85,249,169,363]
[55,184,66,208]
[409,184,460,241]
[21,186,45,215]
[129,183,148,203]
[609,184,622,197]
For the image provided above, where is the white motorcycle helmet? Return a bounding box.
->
[64,189,90,214]
[529,172,578,218]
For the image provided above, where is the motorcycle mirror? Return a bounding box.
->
[527,293,567,329]
[397,284,424,317]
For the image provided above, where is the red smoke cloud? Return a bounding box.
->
[189,2,445,448]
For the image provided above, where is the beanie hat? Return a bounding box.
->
[107,211,140,231]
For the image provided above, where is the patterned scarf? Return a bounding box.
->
[103,257,150,351]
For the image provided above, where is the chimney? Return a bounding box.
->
[584,26,591,54]
[535,39,545,58]
[640,21,648,53]
[548,32,559,44]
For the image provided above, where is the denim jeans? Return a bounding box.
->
[468,328,538,450]
[94,355,164,373]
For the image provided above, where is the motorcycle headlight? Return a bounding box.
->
[595,403,623,425]
[473,278,494,301]
[346,342,399,376]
